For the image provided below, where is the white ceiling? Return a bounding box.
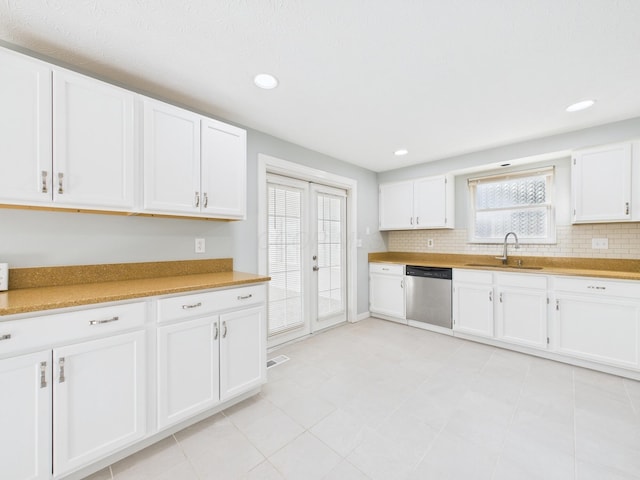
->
[2,1,640,172]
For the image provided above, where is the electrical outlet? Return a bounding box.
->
[427,239,434,248]
[195,238,206,253]
[592,238,608,249]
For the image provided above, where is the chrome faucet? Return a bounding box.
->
[496,232,519,264]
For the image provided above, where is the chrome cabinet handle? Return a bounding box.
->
[214,322,219,340]
[626,202,630,215]
[499,292,503,303]
[556,299,560,311]
[222,321,228,338]
[489,291,493,302]
[410,217,413,225]
[416,217,420,225]
[59,357,66,383]
[237,294,253,300]
[400,280,404,288]
[40,361,47,389]
[0,334,11,341]
[89,316,119,326]
[41,171,48,193]
[195,191,200,207]
[58,173,64,194]
[182,302,202,310]
[203,192,208,208]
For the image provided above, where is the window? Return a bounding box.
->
[468,167,555,244]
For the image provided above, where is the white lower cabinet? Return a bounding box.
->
[0,350,52,480]
[156,286,267,429]
[552,276,640,369]
[157,317,220,429]
[53,331,146,476]
[220,306,265,401]
[369,263,405,321]
[452,270,494,337]
[495,273,548,349]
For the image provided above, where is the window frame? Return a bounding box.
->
[467,166,556,244]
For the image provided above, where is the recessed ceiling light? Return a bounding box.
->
[566,99,595,112]
[254,73,278,89]
[394,149,409,156]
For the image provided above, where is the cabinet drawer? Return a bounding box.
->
[369,263,404,275]
[553,276,640,299]
[496,272,547,290]
[157,284,266,323]
[0,302,146,357]
[453,269,493,284]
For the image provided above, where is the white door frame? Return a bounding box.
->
[258,154,358,333]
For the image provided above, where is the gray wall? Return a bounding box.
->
[0,128,382,316]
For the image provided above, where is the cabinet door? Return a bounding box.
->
[157,316,220,430]
[201,118,247,219]
[143,99,201,214]
[369,272,405,319]
[496,287,547,349]
[219,306,266,402]
[379,181,414,230]
[53,330,146,476]
[572,142,632,223]
[453,283,494,337]
[0,48,52,205]
[0,350,51,480]
[414,176,448,228]
[53,69,135,209]
[553,295,640,369]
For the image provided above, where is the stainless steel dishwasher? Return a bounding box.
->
[405,265,453,330]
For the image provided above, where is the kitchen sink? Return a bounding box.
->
[464,263,543,270]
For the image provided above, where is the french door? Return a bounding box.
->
[266,174,347,346]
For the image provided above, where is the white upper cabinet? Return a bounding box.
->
[143,99,201,214]
[414,175,453,228]
[572,141,634,223]
[53,69,136,210]
[379,174,454,230]
[143,98,247,219]
[378,181,414,229]
[201,118,247,219]
[0,48,52,205]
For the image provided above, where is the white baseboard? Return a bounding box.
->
[355,311,370,322]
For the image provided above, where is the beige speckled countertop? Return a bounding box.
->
[0,259,270,317]
[369,252,640,281]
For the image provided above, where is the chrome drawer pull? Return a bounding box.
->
[89,316,119,325]
[0,334,11,341]
[587,286,606,290]
[237,294,253,300]
[58,172,64,194]
[222,321,228,338]
[182,302,202,310]
[59,357,65,383]
[40,362,47,389]
[214,322,219,340]
[41,171,48,193]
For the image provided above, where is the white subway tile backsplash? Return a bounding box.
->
[387,224,640,259]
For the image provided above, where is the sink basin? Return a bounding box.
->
[464,263,543,270]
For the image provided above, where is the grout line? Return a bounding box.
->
[622,379,639,417]
[572,368,578,480]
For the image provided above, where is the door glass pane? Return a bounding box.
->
[316,193,345,319]
[267,184,304,336]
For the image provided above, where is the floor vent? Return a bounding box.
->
[267,355,290,369]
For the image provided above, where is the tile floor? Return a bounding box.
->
[88,318,640,480]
